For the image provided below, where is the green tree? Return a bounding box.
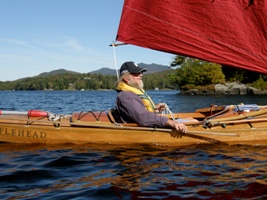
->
[249,75,267,90]
[222,66,263,83]
[170,56,225,89]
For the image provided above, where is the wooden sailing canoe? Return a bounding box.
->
[1,105,267,146]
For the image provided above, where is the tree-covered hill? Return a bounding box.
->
[86,63,169,75]
[37,69,80,77]
[2,57,266,92]
[0,64,174,91]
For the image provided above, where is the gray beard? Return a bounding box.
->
[128,80,144,90]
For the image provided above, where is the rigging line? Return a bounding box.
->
[111,41,119,80]
[162,103,176,121]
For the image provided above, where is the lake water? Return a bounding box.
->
[0,90,267,199]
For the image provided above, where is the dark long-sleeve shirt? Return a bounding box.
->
[116,91,168,127]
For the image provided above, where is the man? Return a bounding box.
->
[115,61,187,135]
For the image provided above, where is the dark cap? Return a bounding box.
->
[119,61,147,76]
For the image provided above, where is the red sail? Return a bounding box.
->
[116,0,267,73]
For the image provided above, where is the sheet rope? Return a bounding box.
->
[161,103,176,120]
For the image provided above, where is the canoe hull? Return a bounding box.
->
[1,115,267,146]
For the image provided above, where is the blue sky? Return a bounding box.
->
[0,0,175,81]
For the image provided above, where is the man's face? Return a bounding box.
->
[127,72,144,89]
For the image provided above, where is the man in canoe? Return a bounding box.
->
[115,61,187,135]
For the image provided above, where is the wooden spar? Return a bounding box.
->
[209,117,267,126]
[207,106,267,122]
[109,42,127,47]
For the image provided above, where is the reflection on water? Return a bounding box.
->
[0,90,267,199]
[0,143,266,199]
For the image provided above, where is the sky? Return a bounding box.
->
[0,0,175,81]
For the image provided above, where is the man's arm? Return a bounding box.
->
[116,91,187,134]
[116,91,168,127]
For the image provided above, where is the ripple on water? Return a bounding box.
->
[0,138,267,199]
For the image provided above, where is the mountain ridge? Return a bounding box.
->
[35,63,170,78]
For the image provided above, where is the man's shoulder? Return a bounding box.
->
[118,90,136,97]
[117,90,140,100]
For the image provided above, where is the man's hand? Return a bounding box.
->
[154,103,166,113]
[166,119,187,138]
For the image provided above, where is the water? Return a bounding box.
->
[0,90,267,199]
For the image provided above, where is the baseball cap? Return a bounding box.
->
[119,61,147,76]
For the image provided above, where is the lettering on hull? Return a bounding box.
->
[0,127,47,139]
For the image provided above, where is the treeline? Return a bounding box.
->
[169,56,267,91]
[1,56,266,91]
[0,73,116,91]
[0,71,174,91]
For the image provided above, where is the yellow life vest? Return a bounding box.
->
[117,82,156,112]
